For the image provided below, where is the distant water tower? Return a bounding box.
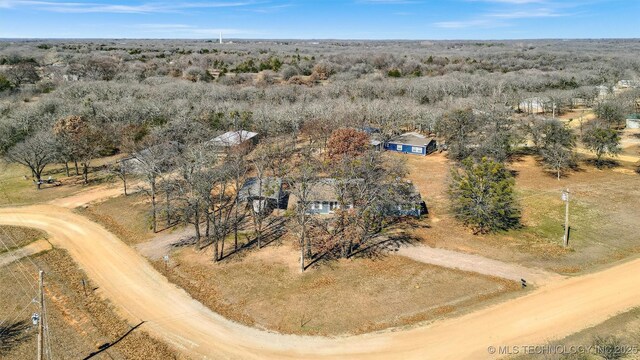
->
[219,32,223,44]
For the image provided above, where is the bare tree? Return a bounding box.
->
[226,153,249,251]
[6,132,57,190]
[541,144,574,180]
[287,149,320,272]
[4,62,40,86]
[133,140,173,233]
[109,158,130,195]
[52,115,104,184]
[205,164,236,261]
[248,145,274,249]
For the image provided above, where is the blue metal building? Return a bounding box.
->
[384,132,437,156]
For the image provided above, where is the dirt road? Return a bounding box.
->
[2,205,640,359]
[575,147,639,163]
[48,183,141,208]
[396,245,562,285]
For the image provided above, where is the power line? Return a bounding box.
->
[0,227,40,291]
[0,238,38,308]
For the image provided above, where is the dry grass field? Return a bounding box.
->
[81,189,519,336]
[76,191,155,246]
[155,244,518,336]
[400,151,640,274]
[0,156,127,207]
[0,233,180,359]
[0,225,45,253]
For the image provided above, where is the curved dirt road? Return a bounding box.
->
[2,205,640,359]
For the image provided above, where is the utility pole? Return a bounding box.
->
[37,270,44,360]
[562,189,570,247]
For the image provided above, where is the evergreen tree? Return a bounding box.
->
[582,127,620,168]
[449,157,520,234]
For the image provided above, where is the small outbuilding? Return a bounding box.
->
[384,132,437,156]
[239,177,283,214]
[626,117,640,129]
[370,139,383,151]
[209,130,258,148]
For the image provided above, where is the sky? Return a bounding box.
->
[0,0,638,40]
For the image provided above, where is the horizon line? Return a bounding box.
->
[2,37,640,42]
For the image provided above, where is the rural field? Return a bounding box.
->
[1,4,640,357]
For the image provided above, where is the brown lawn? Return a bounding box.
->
[76,191,155,246]
[0,246,180,359]
[155,243,517,336]
[0,225,45,252]
[398,151,640,274]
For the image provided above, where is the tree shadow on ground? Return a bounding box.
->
[583,158,620,169]
[0,320,33,357]
[509,147,538,162]
[218,216,288,261]
[349,233,422,260]
[83,321,144,360]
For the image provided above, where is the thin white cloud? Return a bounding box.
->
[357,0,419,4]
[243,3,293,13]
[435,0,577,29]
[482,0,544,3]
[488,8,567,18]
[0,0,255,13]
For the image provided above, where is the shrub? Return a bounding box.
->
[449,157,520,234]
[387,69,402,77]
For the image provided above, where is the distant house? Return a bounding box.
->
[384,132,437,156]
[519,97,549,114]
[617,80,640,89]
[209,130,258,148]
[239,177,283,214]
[361,126,381,135]
[360,126,383,151]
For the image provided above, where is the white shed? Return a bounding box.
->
[626,118,640,129]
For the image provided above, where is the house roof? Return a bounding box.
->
[239,177,282,201]
[210,130,258,147]
[308,178,340,202]
[388,132,434,147]
[384,182,423,204]
[361,126,381,135]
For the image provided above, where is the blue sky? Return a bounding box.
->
[0,0,638,40]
